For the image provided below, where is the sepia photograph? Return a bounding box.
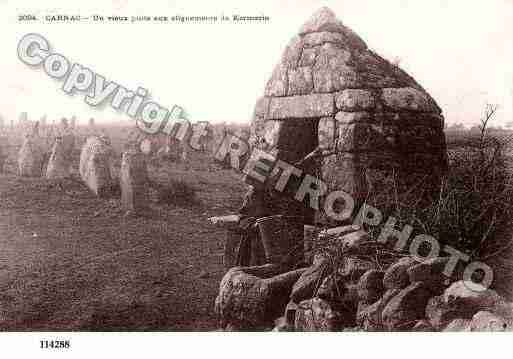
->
[0,0,512,357]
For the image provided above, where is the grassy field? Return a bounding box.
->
[0,139,247,330]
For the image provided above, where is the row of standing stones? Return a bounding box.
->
[213,8,512,332]
[17,130,150,214]
[214,224,513,332]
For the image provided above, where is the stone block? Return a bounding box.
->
[381,282,435,330]
[287,67,313,96]
[294,297,342,331]
[215,264,307,330]
[265,63,288,97]
[383,257,418,290]
[267,93,335,120]
[357,270,385,304]
[381,87,440,113]
[335,89,376,111]
[318,117,336,149]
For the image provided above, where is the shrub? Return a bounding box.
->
[154,179,198,206]
[361,107,513,261]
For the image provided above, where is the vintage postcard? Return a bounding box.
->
[0,0,512,357]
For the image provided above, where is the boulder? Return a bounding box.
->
[425,294,472,329]
[381,87,440,113]
[443,318,472,332]
[412,320,435,332]
[443,281,504,313]
[356,289,400,331]
[381,282,434,330]
[357,270,385,304]
[79,136,114,197]
[407,257,462,290]
[318,275,358,303]
[215,264,306,330]
[338,230,378,255]
[290,258,329,303]
[120,151,149,214]
[470,311,512,332]
[272,316,293,332]
[426,281,510,330]
[383,257,418,290]
[339,257,377,282]
[294,297,343,331]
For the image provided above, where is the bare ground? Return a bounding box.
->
[0,153,246,331]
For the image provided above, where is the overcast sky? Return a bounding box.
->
[1,0,513,127]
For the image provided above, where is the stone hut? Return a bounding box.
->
[250,7,447,221]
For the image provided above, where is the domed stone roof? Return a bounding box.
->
[250,7,447,209]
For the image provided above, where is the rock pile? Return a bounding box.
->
[250,7,447,210]
[215,226,513,331]
[79,136,114,197]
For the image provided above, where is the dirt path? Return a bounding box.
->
[0,163,246,330]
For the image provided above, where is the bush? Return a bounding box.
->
[360,129,513,262]
[154,179,198,206]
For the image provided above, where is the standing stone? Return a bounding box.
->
[0,134,8,173]
[79,136,114,197]
[46,137,71,179]
[208,215,242,271]
[120,151,149,214]
[18,128,45,177]
[40,115,47,128]
[45,122,75,179]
